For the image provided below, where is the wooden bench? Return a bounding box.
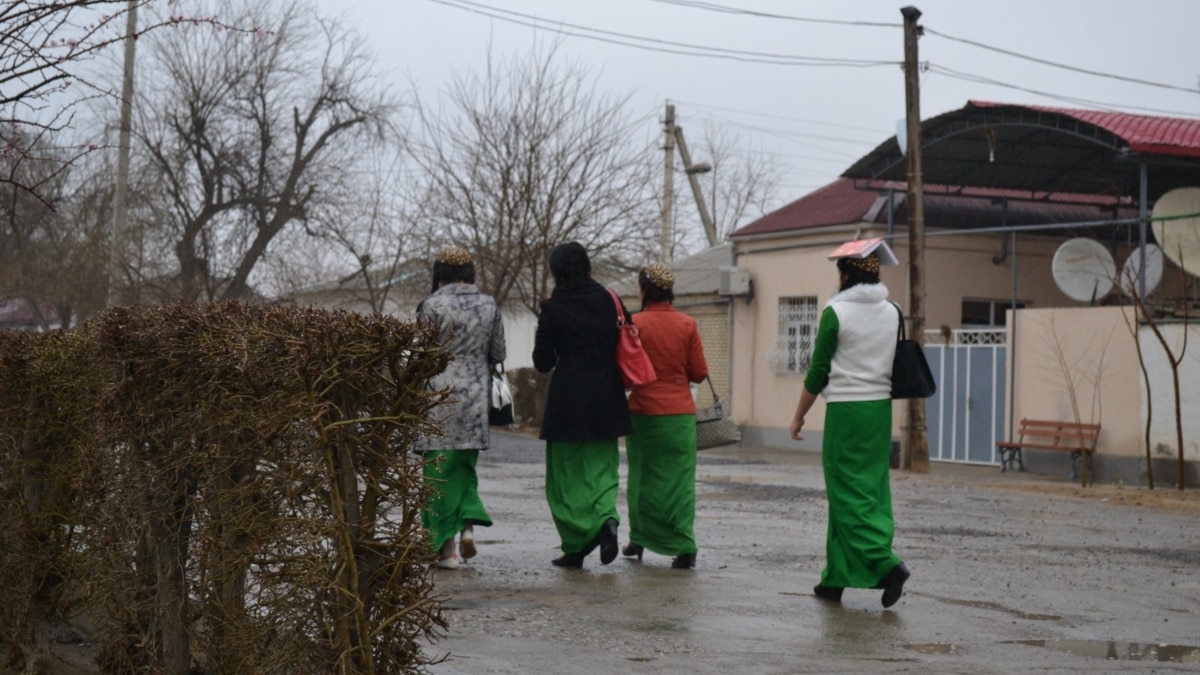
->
[995,418,1101,480]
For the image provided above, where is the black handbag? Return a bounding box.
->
[890,303,936,399]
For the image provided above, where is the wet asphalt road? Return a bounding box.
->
[424,431,1200,674]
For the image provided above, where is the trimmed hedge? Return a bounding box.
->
[0,302,450,674]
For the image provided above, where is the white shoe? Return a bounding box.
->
[436,555,459,570]
[460,530,477,560]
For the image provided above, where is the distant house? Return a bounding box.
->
[723,101,1200,485]
[278,261,537,370]
[0,299,62,332]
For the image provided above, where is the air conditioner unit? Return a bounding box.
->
[718,266,751,296]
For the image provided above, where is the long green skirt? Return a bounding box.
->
[423,450,493,553]
[625,414,697,556]
[545,439,620,554]
[819,399,902,589]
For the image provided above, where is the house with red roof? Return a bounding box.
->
[720,102,1200,486]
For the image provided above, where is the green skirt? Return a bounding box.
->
[819,399,902,589]
[423,450,493,553]
[625,414,697,556]
[545,439,620,554]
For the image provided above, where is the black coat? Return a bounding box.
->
[533,276,634,442]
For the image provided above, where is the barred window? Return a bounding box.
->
[769,296,820,375]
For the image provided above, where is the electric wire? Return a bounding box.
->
[929,64,1200,118]
[924,27,1200,96]
[645,0,900,28]
[427,0,896,68]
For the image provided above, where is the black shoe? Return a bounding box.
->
[670,553,696,569]
[813,584,844,602]
[622,543,644,561]
[599,519,619,565]
[552,552,585,568]
[881,562,910,608]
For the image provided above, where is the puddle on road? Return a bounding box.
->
[1011,639,1200,663]
[904,643,957,655]
[926,594,1061,621]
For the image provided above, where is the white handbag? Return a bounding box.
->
[489,365,514,426]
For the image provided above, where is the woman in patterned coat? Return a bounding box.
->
[416,246,506,569]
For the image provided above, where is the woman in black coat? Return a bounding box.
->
[533,242,633,568]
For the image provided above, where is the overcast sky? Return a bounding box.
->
[317,0,1200,205]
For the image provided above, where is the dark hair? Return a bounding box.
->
[836,257,881,291]
[548,242,591,284]
[431,260,476,293]
[638,271,675,308]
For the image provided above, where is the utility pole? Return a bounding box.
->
[108,0,138,307]
[901,5,930,473]
[674,126,717,246]
[660,103,677,261]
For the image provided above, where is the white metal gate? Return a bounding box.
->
[923,329,1007,465]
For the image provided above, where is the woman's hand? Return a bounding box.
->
[789,417,804,441]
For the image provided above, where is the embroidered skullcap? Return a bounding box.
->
[844,253,881,275]
[643,262,675,290]
[435,246,472,266]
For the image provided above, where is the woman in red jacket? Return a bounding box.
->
[622,262,709,569]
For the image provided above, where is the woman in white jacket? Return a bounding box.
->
[788,240,910,608]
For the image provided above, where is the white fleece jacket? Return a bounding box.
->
[824,283,899,403]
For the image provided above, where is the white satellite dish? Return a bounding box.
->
[1118,244,1164,299]
[1052,238,1115,303]
[1151,187,1200,279]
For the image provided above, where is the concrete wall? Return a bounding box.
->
[1139,320,1200,484]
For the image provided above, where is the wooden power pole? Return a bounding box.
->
[108,0,138,307]
[902,6,930,473]
[660,103,676,261]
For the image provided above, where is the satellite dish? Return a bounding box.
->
[1052,238,1115,302]
[1118,244,1164,299]
[1151,187,1200,279]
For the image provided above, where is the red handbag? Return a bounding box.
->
[607,289,656,390]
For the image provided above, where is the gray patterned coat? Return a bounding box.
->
[415,283,506,451]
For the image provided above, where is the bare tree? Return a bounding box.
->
[0,135,111,329]
[128,0,395,303]
[409,43,659,315]
[0,1,236,203]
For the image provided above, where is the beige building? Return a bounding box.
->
[726,178,1197,485]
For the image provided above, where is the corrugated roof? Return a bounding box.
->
[731,179,882,237]
[971,100,1200,159]
[842,101,1200,203]
[731,178,1135,239]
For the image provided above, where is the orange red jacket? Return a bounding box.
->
[627,302,709,416]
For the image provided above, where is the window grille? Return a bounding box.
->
[768,296,819,375]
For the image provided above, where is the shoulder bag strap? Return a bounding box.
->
[607,289,627,325]
[891,301,906,342]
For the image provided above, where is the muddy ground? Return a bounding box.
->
[11,431,1199,674]
[425,432,1200,674]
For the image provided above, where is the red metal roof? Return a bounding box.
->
[732,179,879,237]
[970,100,1200,159]
[732,178,1135,238]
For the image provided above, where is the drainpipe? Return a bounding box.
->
[992,199,1009,265]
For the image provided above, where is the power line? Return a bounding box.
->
[427,0,896,68]
[924,27,1200,96]
[928,64,1200,118]
[673,98,887,135]
[648,0,1200,98]
[645,0,900,28]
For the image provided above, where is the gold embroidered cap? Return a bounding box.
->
[643,261,675,290]
[844,254,881,275]
[435,246,472,266]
